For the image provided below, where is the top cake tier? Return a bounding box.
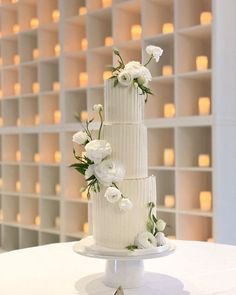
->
[104,79,145,124]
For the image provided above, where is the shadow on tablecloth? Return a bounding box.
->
[74,272,190,295]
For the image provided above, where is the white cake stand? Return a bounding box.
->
[73,236,176,289]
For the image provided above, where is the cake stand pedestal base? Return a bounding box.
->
[104,259,144,288]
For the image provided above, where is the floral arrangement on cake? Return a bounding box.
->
[71,104,133,211]
[110,45,163,102]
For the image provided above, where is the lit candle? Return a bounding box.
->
[35,182,40,194]
[78,6,87,15]
[162,23,174,34]
[55,216,60,229]
[81,189,88,200]
[55,184,61,195]
[102,0,112,8]
[163,148,175,166]
[13,24,20,34]
[52,9,60,22]
[14,54,20,65]
[16,150,21,162]
[164,103,175,118]
[196,55,208,71]
[80,110,89,121]
[79,72,88,87]
[30,18,39,29]
[200,12,212,25]
[0,117,3,127]
[54,110,61,124]
[164,195,175,208]
[12,0,18,3]
[83,222,89,234]
[34,153,40,162]
[16,180,21,192]
[199,191,212,211]
[14,83,21,95]
[103,71,112,80]
[0,209,3,221]
[34,115,40,125]
[32,48,39,59]
[198,154,210,167]
[81,38,88,51]
[0,58,2,66]
[131,24,142,40]
[32,82,40,93]
[207,237,214,243]
[53,82,60,92]
[16,213,21,223]
[16,118,21,126]
[105,36,113,46]
[162,65,173,76]
[0,178,3,190]
[54,44,60,56]
[198,97,211,115]
[54,151,61,163]
[35,215,40,226]
[0,89,3,98]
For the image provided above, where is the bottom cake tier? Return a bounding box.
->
[92,175,156,249]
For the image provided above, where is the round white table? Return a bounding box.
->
[0,240,236,295]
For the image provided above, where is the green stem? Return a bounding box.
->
[98,110,103,140]
[144,54,153,67]
[117,53,125,68]
[112,182,125,198]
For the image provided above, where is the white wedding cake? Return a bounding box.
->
[72,46,167,251]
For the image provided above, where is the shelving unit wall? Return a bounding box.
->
[0,0,235,250]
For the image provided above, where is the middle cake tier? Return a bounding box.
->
[103,123,148,179]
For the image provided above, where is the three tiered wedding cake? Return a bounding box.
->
[71,45,167,251]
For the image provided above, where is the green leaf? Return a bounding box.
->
[114,286,124,295]
[126,245,138,251]
[152,214,158,223]
[85,175,96,182]
[114,78,119,87]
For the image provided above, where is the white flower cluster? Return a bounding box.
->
[104,187,133,211]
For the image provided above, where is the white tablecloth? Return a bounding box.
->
[0,240,236,295]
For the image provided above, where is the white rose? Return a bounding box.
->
[104,187,121,203]
[156,219,166,232]
[93,104,103,112]
[94,159,125,187]
[137,66,152,86]
[85,164,95,181]
[124,61,142,78]
[119,198,133,211]
[117,70,133,87]
[72,131,88,145]
[146,45,163,62]
[135,231,157,249]
[85,140,112,164]
[156,232,166,246]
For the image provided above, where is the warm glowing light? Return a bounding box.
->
[54,151,61,163]
[16,213,21,223]
[53,82,60,92]
[103,71,112,80]
[199,191,212,211]
[13,24,20,34]
[16,150,21,162]
[164,149,175,166]
[52,10,60,22]
[35,182,40,194]
[14,83,21,95]
[196,55,208,71]
[0,209,3,221]
[0,117,3,127]
[105,36,113,46]
[12,0,18,3]
[55,184,61,195]
[198,154,210,167]
[200,12,212,25]
[80,111,89,122]
[81,38,88,51]
[0,178,3,190]
[0,57,2,66]
[164,195,175,208]
[55,216,60,229]
[34,115,40,125]
[162,23,174,34]
[164,103,175,118]
[102,0,112,8]
[79,72,88,87]
[14,54,20,65]
[78,6,87,15]
[54,110,61,124]
[81,189,88,200]
[198,97,211,115]
[16,118,21,126]
[131,24,142,40]
[30,18,39,29]
[83,222,89,234]
[54,44,60,56]
[16,180,21,192]
[35,215,40,226]
[34,153,40,162]
[0,89,3,98]
[32,48,39,59]
[162,65,173,76]
[167,235,176,240]
[207,237,214,243]
[32,82,40,93]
